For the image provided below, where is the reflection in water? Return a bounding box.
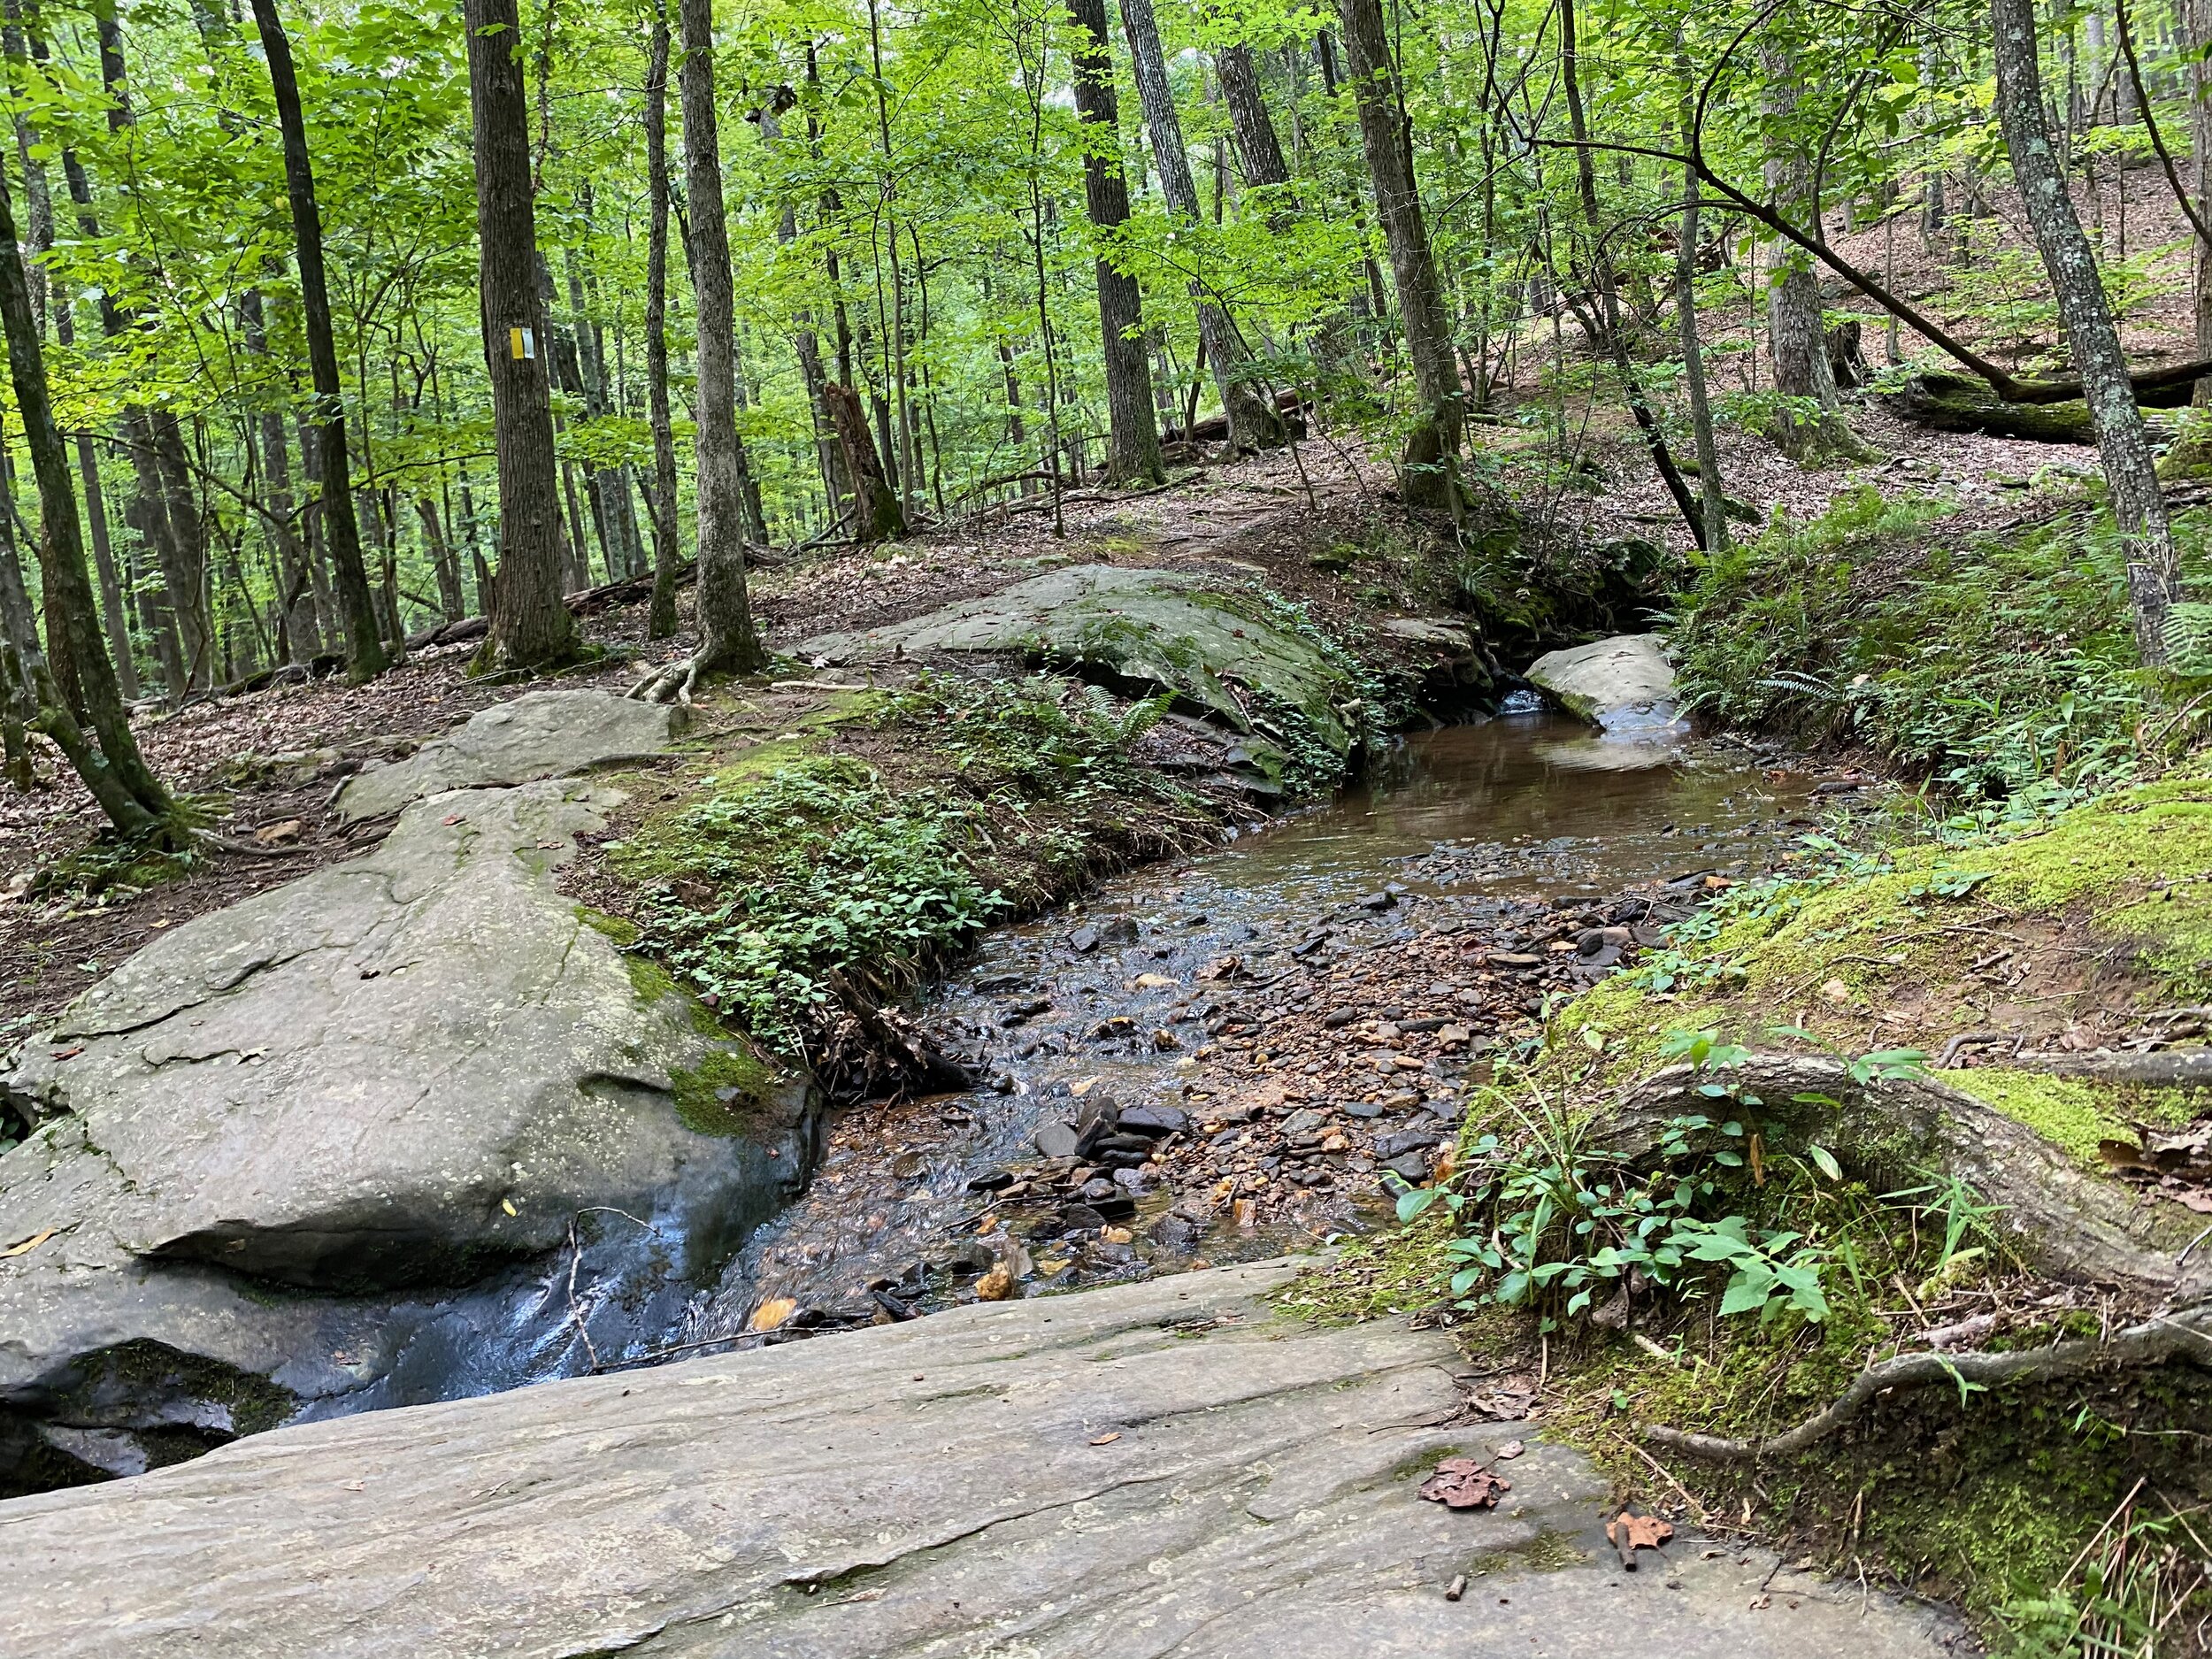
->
[684,714,1826,1342]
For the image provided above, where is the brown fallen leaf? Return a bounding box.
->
[1418,1457,1512,1509]
[974,1264,1015,1301]
[1088,1432,1121,1446]
[0,1227,58,1259]
[1607,1512,1676,1551]
[748,1295,798,1333]
[253,818,303,846]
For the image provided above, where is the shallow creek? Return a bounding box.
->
[675,710,1832,1354]
[299,710,1834,1416]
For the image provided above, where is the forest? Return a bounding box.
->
[10,0,2212,1654]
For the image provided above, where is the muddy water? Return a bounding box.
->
[672,711,1830,1355]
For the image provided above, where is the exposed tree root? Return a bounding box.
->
[1612,1055,2204,1294]
[2009,1049,2212,1087]
[1641,1302,2212,1461]
[627,655,703,706]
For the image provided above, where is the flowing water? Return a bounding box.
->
[675,710,1834,1351]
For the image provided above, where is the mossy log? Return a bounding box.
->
[1878,370,2187,445]
[1608,1055,2205,1297]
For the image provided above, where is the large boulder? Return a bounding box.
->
[0,1260,1962,1659]
[803,565,1406,763]
[1525,633,1680,731]
[334,688,682,822]
[0,780,815,1493]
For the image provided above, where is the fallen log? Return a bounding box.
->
[1162,386,1310,445]
[1878,370,2186,445]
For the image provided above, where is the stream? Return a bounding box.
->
[676,709,1833,1351]
[289,710,1838,1419]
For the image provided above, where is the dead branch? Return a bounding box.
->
[1642,1303,2212,1461]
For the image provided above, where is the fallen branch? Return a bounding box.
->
[2010,1049,2212,1087]
[1642,1303,2212,1461]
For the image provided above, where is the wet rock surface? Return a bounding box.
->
[1525,634,1679,731]
[0,780,816,1493]
[333,688,683,822]
[0,1260,1963,1659]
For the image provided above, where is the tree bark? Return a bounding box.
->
[1118,0,1286,452]
[2189,0,2212,404]
[641,2,681,642]
[250,0,387,681]
[1993,0,2180,662]
[650,0,765,691]
[463,0,577,672]
[1677,37,1726,554]
[825,382,903,542]
[240,287,318,664]
[0,147,165,830]
[1216,42,1289,194]
[565,247,644,577]
[1337,0,1462,511]
[1067,0,1164,486]
[1758,42,1869,462]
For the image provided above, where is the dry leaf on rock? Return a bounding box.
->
[749,1295,798,1333]
[1418,1457,1512,1509]
[1607,1512,1676,1551]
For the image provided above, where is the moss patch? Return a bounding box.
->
[1942,1067,2136,1165]
[670,1048,783,1138]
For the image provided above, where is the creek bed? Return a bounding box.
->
[673,710,1835,1352]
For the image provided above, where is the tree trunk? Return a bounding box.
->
[0,144,165,830]
[240,288,318,663]
[825,382,903,542]
[464,0,577,672]
[1067,0,1164,486]
[565,248,644,577]
[416,495,466,620]
[1759,42,1869,462]
[668,0,764,680]
[250,0,387,681]
[1556,0,1707,545]
[641,2,681,642]
[1337,0,1462,511]
[1677,38,1727,554]
[1217,42,1290,195]
[1993,0,2180,662]
[1118,0,1286,452]
[2189,0,2212,403]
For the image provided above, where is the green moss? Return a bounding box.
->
[576,906,641,948]
[1463,1528,1587,1578]
[669,1048,783,1138]
[1942,1067,2134,1165]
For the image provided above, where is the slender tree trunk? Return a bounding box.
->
[826,382,902,541]
[1993,0,2178,661]
[565,250,644,576]
[416,495,465,620]
[464,0,577,672]
[1119,0,1286,451]
[240,288,318,662]
[1337,0,1463,511]
[2189,0,2212,403]
[1555,0,1706,545]
[651,0,765,691]
[1678,38,1726,554]
[1068,0,1164,486]
[642,2,682,642]
[0,148,164,830]
[250,0,387,681]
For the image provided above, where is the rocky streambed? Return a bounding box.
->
[687,710,1838,1347]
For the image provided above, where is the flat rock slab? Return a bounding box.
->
[334,689,682,822]
[1526,634,1679,732]
[803,565,1374,753]
[0,1261,1962,1658]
